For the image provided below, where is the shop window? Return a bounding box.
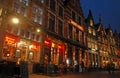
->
[28,51,34,60]
[15,49,21,58]
[68,45,73,64]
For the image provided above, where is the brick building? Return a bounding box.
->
[0,0,119,73]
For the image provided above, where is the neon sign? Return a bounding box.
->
[5,36,16,45]
[70,19,84,31]
[44,38,51,46]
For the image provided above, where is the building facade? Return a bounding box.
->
[85,10,99,69]
[0,0,87,73]
[0,0,44,63]
[43,0,87,67]
[114,31,120,68]
[0,0,119,73]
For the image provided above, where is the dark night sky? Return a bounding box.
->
[80,0,120,33]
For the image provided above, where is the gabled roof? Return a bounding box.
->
[85,10,94,23]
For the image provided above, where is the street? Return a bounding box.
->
[30,71,120,78]
[0,71,120,78]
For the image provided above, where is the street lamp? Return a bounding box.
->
[36,28,40,33]
[12,17,19,24]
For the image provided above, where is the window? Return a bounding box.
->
[88,27,92,34]
[39,0,44,3]
[69,24,73,39]
[58,6,63,18]
[20,29,25,37]
[72,11,76,21]
[31,33,35,40]
[93,29,96,36]
[32,6,43,25]
[78,16,81,25]
[50,0,56,11]
[14,2,20,13]
[48,14,55,32]
[21,7,26,16]
[58,20,63,36]
[6,25,12,33]
[19,0,28,6]
[36,35,40,42]
[13,27,18,35]
[79,31,83,43]
[76,29,79,41]
[14,1,27,16]
[90,20,93,26]
[25,31,30,38]
[28,51,34,60]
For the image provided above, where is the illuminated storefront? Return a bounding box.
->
[2,33,40,63]
[43,37,65,65]
[2,33,19,60]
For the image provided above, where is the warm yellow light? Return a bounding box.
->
[12,18,19,24]
[52,42,55,47]
[37,29,40,32]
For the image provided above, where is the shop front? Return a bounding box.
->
[43,37,65,65]
[2,33,19,61]
[2,33,41,63]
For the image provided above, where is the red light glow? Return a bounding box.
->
[58,44,64,51]
[5,36,16,45]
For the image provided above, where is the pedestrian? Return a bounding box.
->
[106,62,111,73]
[81,61,84,72]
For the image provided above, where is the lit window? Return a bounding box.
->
[32,6,43,25]
[39,0,44,3]
[14,2,20,13]
[93,29,96,36]
[88,27,92,34]
[90,20,93,26]
[19,0,28,6]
